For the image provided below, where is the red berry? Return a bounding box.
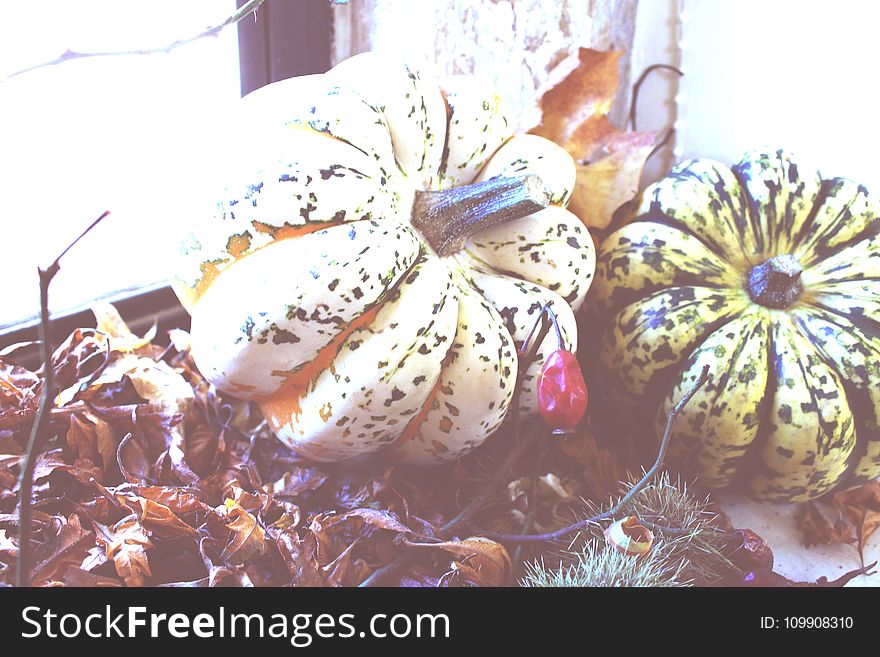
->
[536,349,588,434]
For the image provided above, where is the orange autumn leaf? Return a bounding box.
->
[117,494,201,539]
[569,130,657,229]
[94,514,154,587]
[532,48,657,229]
[406,536,511,587]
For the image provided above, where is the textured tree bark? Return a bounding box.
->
[330,0,639,132]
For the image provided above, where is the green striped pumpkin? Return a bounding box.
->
[594,150,880,502]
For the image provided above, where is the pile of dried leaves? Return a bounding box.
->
[2,305,876,587]
[0,304,624,587]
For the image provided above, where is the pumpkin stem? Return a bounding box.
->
[411,175,551,256]
[747,255,804,309]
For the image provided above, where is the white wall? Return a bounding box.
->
[676,0,880,188]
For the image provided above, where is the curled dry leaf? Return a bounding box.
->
[93,514,154,587]
[116,433,151,484]
[66,410,118,475]
[322,508,413,536]
[833,482,880,563]
[119,484,205,515]
[269,527,325,587]
[0,359,40,430]
[267,467,328,498]
[220,499,266,565]
[406,537,511,587]
[531,48,656,229]
[92,301,156,353]
[32,448,100,486]
[60,566,123,587]
[30,514,94,586]
[604,516,654,557]
[794,502,855,549]
[116,494,200,539]
[200,537,253,587]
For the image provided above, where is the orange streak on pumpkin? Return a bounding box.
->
[256,302,385,428]
[386,347,457,451]
[186,221,343,306]
[390,378,443,448]
[226,232,252,258]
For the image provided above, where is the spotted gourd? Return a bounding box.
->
[594,149,880,502]
[174,52,595,465]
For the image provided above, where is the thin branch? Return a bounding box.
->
[16,210,111,588]
[511,439,546,582]
[478,364,711,544]
[3,0,267,82]
[628,63,684,132]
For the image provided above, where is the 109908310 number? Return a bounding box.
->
[782,617,853,630]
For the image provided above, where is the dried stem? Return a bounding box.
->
[628,63,684,132]
[3,0,266,82]
[478,364,711,544]
[16,210,110,587]
[411,175,550,256]
[511,440,546,582]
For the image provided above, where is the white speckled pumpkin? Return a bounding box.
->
[174,53,595,464]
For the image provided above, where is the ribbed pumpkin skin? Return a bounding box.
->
[594,150,880,503]
[174,53,595,465]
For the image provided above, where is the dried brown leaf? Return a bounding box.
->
[267,467,328,498]
[61,566,123,587]
[327,508,413,535]
[117,495,200,538]
[52,329,111,406]
[220,499,266,565]
[568,131,657,229]
[32,449,100,485]
[116,433,150,484]
[269,527,325,587]
[559,430,627,501]
[30,514,94,586]
[0,359,40,430]
[93,514,154,587]
[834,482,880,562]
[119,484,205,515]
[407,536,511,587]
[92,302,156,353]
[532,49,621,156]
[795,501,835,548]
[531,48,656,229]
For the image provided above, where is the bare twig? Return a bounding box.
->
[16,210,110,588]
[628,63,684,132]
[511,440,546,582]
[3,0,266,82]
[478,365,711,544]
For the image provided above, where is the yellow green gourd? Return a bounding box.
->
[595,149,880,502]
